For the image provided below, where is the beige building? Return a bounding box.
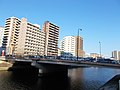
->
[90,53,99,58]
[16,18,45,56]
[75,36,84,57]
[42,21,59,57]
[60,36,84,57]
[2,17,45,56]
[2,17,21,55]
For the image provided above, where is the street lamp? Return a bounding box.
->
[77,28,82,61]
[99,41,101,58]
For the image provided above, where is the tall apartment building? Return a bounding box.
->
[112,50,120,60]
[16,18,45,56]
[2,17,45,56]
[0,26,4,47]
[2,17,21,55]
[42,21,59,57]
[60,36,84,57]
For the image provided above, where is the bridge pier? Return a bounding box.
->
[9,61,68,77]
[32,61,68,76]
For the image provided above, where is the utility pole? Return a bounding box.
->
[99,41,101,58]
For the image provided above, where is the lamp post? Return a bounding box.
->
[77,28,82,61]
[99,41,101,58]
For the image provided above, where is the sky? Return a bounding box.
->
[0,0,120,58]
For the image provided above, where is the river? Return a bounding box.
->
[0,66,120,90]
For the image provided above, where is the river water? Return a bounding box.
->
[0,66,120,90]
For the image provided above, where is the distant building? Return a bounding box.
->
[42,21,60,57]
[0,26,4,47]
[57,48,61,56]
[60,36,84,57]
[90,53,99,58]
[119,51,120,60]
[112,50,120,60]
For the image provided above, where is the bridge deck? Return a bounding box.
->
[3,58,120,68]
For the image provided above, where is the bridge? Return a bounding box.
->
[6,59,90,76]
[2,58,120,76]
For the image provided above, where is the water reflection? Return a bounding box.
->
[0,66,120,90]
[68,66,120,90]
[0,71,70,90]
[37,76,70,90]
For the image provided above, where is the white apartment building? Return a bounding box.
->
[60,36,84,57]
[60,36,76,56]
[0,26,4,47]
[2,17,45,56]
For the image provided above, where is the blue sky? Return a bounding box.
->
[0,0,120,57]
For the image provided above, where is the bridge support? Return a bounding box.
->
[8,61,68,77]
[38,64,68,76]
[32,62,68,76]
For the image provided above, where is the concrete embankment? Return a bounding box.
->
[0,60,13,71]
[99,74,120,90]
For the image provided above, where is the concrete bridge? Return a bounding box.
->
[6,59,90,76]
[4,58,120,76]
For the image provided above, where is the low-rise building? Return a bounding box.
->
[90,53,100,58]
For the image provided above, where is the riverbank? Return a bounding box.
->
[99,74,120,90]
[0,60,12,71]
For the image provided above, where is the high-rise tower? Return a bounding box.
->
[2,17,21,55]
[42,21,59,57]
[2,17,45,56]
